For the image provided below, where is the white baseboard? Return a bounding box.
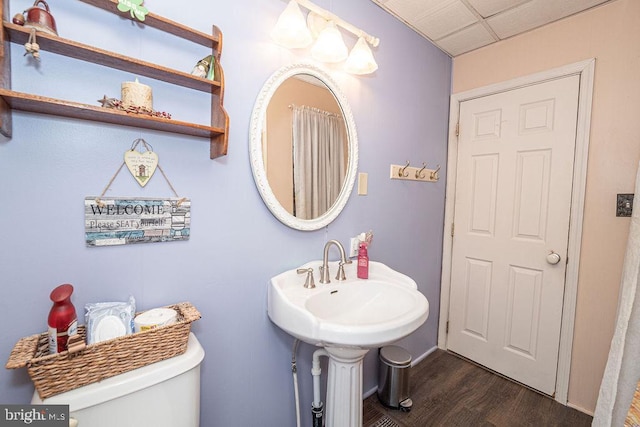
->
[567,401,595,417]
[412,345,438,366]
[363,386,377,399]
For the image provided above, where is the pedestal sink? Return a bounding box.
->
[267,260,429,426]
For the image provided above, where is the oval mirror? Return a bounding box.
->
[249,63,358,231]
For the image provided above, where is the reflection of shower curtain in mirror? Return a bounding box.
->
[292,105,346,219]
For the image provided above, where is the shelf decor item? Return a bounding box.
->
[191,55,215,81]
[124,142,158,187]
[97,95,171,120]
[23,28,40,60]
[121,77,152,110]
[117,0,149,22]
[22,0,58,36]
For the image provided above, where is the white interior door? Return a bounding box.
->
[446,75,580,395]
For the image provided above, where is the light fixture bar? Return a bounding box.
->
[295,0,380,47]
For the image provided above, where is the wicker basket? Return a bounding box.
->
[626,381,640,427]
[5,302,200,399]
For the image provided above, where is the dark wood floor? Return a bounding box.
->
[363,350,593,427]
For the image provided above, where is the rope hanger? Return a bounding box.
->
[95,138,185,207]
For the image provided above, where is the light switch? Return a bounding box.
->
[358,172,368,195]
[617,194,634,217]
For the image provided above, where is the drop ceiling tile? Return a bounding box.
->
[372,0,613,56]
[436,23,496,56]
[414,1,479,40]
[466,0,532,18]
[383,0,453,20]
[487,0,612,39]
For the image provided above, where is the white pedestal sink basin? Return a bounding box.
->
[267,260,429,426]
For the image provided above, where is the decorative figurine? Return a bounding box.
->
[191,55,215,81]
[117,0,149,22]
[97,95,120,108]
[12,13,25,26]
[191,58,208,78]
[22,0,58,36]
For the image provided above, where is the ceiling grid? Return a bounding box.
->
[371,0,614,56]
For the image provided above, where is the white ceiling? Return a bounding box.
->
[370,0,614,56]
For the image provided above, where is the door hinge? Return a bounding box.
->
[446,321,449,333]
[451,223,455,237]
[455,122,460,137]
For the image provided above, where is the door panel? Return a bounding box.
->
[447,75,580,395]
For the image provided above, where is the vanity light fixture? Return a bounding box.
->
[344,37,378,75]
[271,0,379,75]
[271,0,313,48]
[311,20,348,63]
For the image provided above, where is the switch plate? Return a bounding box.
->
[358,172,368,195]
[349,237,360,258]
[617,194,634,217]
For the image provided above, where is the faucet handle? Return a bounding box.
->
[336,262,347,281]
[319,265,330,284]
[297,268,316,289]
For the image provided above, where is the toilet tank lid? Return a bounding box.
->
[32,332,205,411]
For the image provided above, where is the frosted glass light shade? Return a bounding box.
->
[271,0,313,48]
[344,37,378,75]
[311,21,348,63]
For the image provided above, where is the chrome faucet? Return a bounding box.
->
[319,239,352,284]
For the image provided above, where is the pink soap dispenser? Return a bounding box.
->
[357,242,369,279]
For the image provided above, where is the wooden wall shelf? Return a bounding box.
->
[0,0,229,158]
[0,89,225,137]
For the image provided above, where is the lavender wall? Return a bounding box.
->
[0,0,451,425]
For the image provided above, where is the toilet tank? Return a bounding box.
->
[32,333,205,427]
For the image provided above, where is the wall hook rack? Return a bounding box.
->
[390,162,439,182]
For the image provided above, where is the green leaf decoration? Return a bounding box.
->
[117,0,149,22]
[133,6,149,21]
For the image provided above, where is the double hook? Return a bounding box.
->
[398,161,410,177]
[430,165,441,180]
[416,163,428,179]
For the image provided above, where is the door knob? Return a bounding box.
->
[547,251,561,265]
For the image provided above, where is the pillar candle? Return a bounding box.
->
[121,78,153,110]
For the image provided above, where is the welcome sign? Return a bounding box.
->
[85,197,190,247]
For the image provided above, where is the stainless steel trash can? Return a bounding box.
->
[377,345,412,411]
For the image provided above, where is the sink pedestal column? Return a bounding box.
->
[324,347,370,427]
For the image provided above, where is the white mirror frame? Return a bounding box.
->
[249,63,359,231]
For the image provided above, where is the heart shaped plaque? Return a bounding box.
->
[124,149,158,187]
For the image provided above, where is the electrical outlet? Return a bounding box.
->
[349,237,360,258]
